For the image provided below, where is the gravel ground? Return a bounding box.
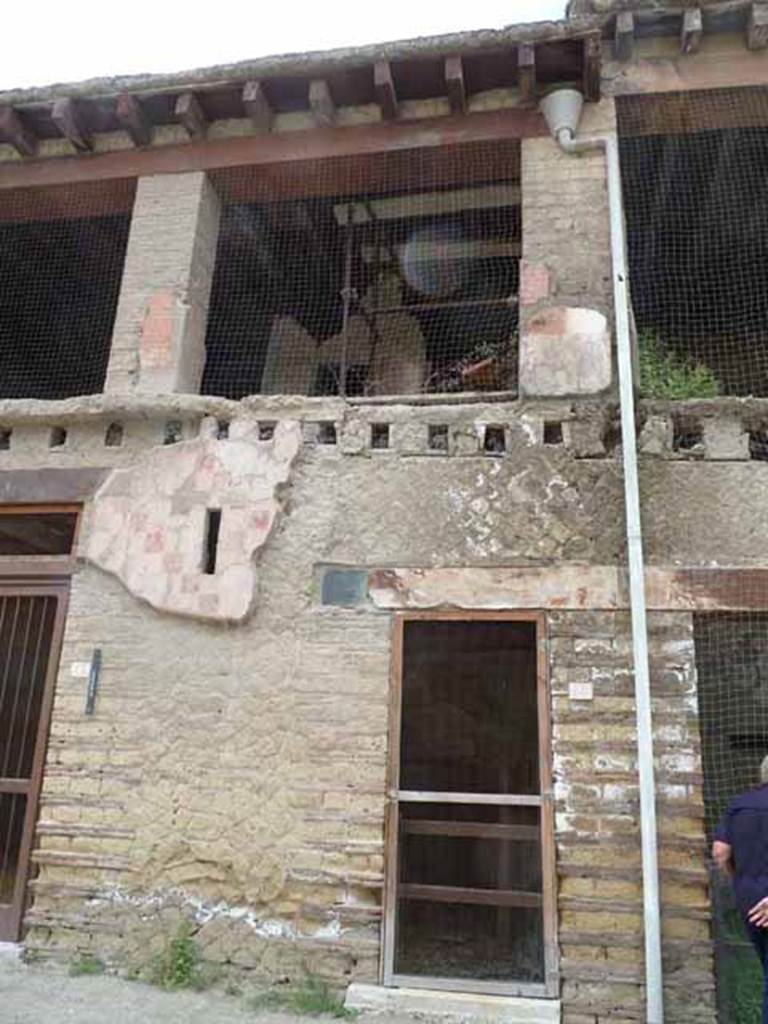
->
[0,957,406,1024]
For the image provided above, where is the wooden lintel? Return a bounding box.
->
[0,109,545,192]
[747,2,768,50]
[0,105,37,158]
[242,80,272,133]
[517,43,537,105]
[374,60,398,121]
[444,56,467,115]
[175,92,208,140]
[309,79,335,127]
[51,98,93,153]
[681,7,703,54]
[582,33,602,102]
[614,10,635,62]
[115,93,152,147]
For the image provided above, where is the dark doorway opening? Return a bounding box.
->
[384,615,556,996]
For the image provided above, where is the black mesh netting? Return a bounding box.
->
[618,89,768,398]
[201,140,521,399]
[0,179,134,400]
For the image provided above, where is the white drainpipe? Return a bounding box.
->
[538,89,664,1024]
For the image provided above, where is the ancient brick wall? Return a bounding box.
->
[551,609,714,1024]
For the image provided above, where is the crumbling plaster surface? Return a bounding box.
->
[85,417,301,622]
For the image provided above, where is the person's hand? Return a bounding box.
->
[748,897,768,928]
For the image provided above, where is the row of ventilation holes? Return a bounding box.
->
[0,420,567,453]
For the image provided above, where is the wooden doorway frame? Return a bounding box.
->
[0,505,77,943]
[381,610,558,998]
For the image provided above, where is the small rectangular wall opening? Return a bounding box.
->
[0,180,134,400]
[202,509,222,575]
[200,141,520,400]
[386,616,555,996]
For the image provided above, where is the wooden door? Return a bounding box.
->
[382,612,557,998]
[0,583,68,941]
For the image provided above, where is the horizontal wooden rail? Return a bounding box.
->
[0,778,30,795]
[400,820,540,841]
[397,790,542,806]
[399,883,543,908]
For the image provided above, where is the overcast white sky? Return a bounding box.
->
[3,0,567,92]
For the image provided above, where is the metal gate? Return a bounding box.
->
[0,584,68,942]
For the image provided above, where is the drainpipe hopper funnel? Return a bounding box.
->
[539,88,584,141]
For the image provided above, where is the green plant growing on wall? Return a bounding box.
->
[147,922,211,991]
[638,329,720,399]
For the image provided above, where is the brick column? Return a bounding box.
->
[518,98,615,397]
[105,172,221,394]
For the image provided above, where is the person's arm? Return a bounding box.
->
[712,839,734,879]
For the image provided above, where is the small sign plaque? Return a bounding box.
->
[71,662,91,678]
[569,682,594,701]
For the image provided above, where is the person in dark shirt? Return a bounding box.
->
[713,757,768,1023]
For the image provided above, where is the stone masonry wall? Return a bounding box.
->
[3,395,744,1024]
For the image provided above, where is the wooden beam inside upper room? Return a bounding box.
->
[748,2,768,50]
[115,93,152,147]
[51,98,93,153]
[444,56,467,115]
[582,33,601,102]
[0,106,37,158]
[614,10,635,62]
[242,81,273,133]
[517,43,537,105]
[175,92,208,139]
[681,7,703,54]
[374,60,398,120]
[309,79,335,127]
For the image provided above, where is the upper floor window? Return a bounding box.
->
[201,139,520,399]
[0,179,134,400]
[618,88,768,399]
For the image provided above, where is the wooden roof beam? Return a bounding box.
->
[747,3,768,50]
[614,11,635,62]
[115,93,152,147]
[51,98,93,153]
[175,92,208,139]
[444,56,466,115]
[242,80,272,133]
[374,60,398,120]
[0,106,37,158]
[681,8,703,54]
[309,79,335,127]
[517,43,537,106]
[582,33,601,101]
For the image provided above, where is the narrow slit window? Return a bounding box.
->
[0,428,11,451]
[543,422,563,446]
[317,422,337,445]
[202,509,222,575]
[484,425,505,454]
[428,424,449,451]
[371,423,390,449]
[104,422,124,447]
[49,427,67,448]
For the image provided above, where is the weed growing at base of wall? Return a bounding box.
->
[248,977,357,1018]
[68,953,105,977]
[146,923,216,991]
[638,330,720,399]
